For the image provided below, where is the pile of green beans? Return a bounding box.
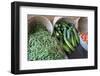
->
[28,23,65,61]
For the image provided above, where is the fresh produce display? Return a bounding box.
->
[53,20,80,54]
[28,23,65,61]
[28,16,88,60]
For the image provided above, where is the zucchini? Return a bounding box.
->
[63,28,74,51]
[67,30,70,39]
[71,32,76,47]
[63,44,71,54]
[72,28,80,44]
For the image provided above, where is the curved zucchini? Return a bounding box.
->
[71,32,76,47]
[72,28,80,44]
[63,44,71,54]
[63,28,75,51]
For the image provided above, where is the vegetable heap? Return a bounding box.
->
[53,20,80,54]
[28,23,65,61]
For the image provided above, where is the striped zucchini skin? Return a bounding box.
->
[63,44,71,54]
[71,32,76,47]
[72,28,80,44]
[63,28,75,51]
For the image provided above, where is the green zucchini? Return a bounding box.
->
[72,28,80,44]
[67,30,70,39]
[71,32,76,47]
[63,44,71,54]
[63,28,74,51]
